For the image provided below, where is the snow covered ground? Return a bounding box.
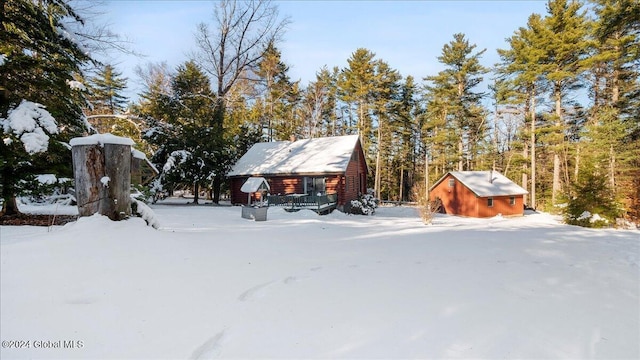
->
[1,201,639,359]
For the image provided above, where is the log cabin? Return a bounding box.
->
[228,135,368,213]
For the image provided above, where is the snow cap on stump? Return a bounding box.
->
[70,133,135,147]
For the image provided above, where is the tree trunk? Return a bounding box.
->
[1,159,21,216]
[1,196,20,216]
[425,151,430,205]
[102,143,132,220]
[374,124,382,199]
[210,98,225,204]
[609,39,620,192]
[574,145,580,180]
[193,182,200,204]
[530,86,536,209]
[458,137,464,171]
[212,175,222,204]
[609,144,616,189]
[552,84,562,206]
[399,163,404,202]
[72,143,131,220]
[73,144,106,217]
[522,141,528,206]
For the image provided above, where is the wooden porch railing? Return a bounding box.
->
[267,193,338,214]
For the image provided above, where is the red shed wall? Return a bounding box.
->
[430,174,524,217]
[477,195,524,217]
[430,174,478,216]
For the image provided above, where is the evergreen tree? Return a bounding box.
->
[315,66,342,136]
[143,61,230,204]
[371,60,401,200]
[495,14,549,209]
[1,0,92,216]
[565,159,621,227]
[392,75,420,201]
[338,48,379,143]
[585,0,640,220]
[255,42,299,141]
[88,64,128,114]
[539,0,590,206]
[424,33,488,173]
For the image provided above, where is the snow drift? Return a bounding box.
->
[1,205,638,359]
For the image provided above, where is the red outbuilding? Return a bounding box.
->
[430,171,528,217]
[227,135,368,213]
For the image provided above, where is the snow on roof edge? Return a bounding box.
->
[240,177,271,193]
[227,135,360,177]
[431,171,528,197]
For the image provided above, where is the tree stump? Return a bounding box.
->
[71,134,134,221]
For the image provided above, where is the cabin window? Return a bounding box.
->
[304,177,326,196]
[509,196,516,206]
[487,198,494,207]
[448,179,455,187]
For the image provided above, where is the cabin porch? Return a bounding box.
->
[267,193,338,215]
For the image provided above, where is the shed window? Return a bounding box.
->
[448,179,455,187]
[487,198,494,207]
[509,196,516,206]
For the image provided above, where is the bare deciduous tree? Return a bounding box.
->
[193,0,289,203]
[194,0,289,120]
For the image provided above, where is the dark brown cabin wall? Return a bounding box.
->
[325,175,341,195]
[339,141,368,206]
[343,160,361,205]
[337,176,346,205]
[268,176,304,195]
[354,139,368,195]
[230,177,248,204]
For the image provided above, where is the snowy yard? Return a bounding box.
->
[1,202,639,359]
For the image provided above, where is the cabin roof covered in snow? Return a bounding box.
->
[432,171,528,197]
[228,135,361,177]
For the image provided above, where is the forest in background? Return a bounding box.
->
[2,0,639,226]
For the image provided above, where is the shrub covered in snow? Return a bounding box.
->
[130,197,160,229]
[349,192,379,215]
[19,174,75,205]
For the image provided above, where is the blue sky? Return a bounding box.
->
[103,1,549,100]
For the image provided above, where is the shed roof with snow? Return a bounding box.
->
[240,177,270,193]
[432,171,528,197]
[227,135,362,177]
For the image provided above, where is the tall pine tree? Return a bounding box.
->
[1,0,92,216]
[424,33,488,172]
[539,0,590,206]
[88,64,128,115]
